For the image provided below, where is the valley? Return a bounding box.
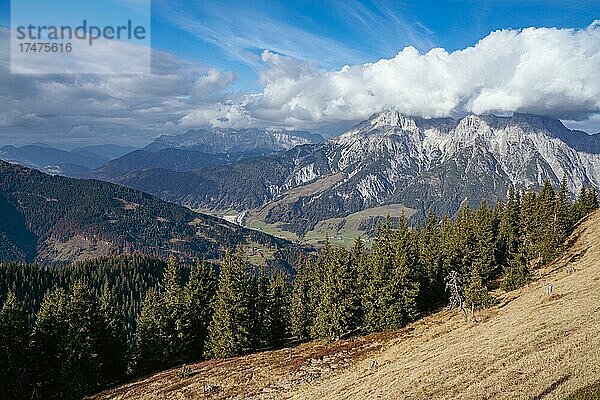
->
[81,112,600,244]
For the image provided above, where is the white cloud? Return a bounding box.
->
[192,69,237,101]
[67,125,95,138]
[178,23,600,132]
[2,23,600,147]
[0,28,238,146]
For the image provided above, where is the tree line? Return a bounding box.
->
[0,180,597,399]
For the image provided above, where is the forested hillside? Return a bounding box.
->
[0,179,596,399]
[95,206,600,400]
[0,161,294,263]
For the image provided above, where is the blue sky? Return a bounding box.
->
[148,0,598,91]
[0,0,598,146]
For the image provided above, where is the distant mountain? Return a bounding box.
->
[0,144,138,179]
[145,128,323,153]
[92,148,242,181]
[75,144,137,160]
[0,160,293,263]
[106,112,600,236]
[0,144,107,171]
[88,128,323,182]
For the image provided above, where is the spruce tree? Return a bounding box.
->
[363,217,394,332]
[417,209,445,310]
[264,271,289,347]
[206,248,253,358]
[555,176,571,250]
[31,287,69,399]
[386,217,420,327]
[536,179,558,263]
[160,257,187,365]
[498,186,521,265]
[501,246,530,291]
[0,292,30,399]
[62,282,107,398]
[133,289,164,374]
[588,187,600,212]
[305,238,330,337]
[473,201,497,281]
[99,284,128,385]
[311,247,355,339]
[290,255,311,340]
[181,260,217,359]
[464,267,494,321]
[520,191,538,261]
[449,206,476,276]
[249,266,270,348]
[349,236,367,330]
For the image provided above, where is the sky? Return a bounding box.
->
[0,0,599,147]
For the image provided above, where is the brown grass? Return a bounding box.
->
[89,210,600,400]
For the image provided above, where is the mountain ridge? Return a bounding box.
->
[145,127,324,153]
[103,112,600,236]
[0,160,295,263]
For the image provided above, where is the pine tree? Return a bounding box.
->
[290,255,311,340]
[417,209,445,310]
[160,257,187,365]
[555,176,571,251]
[0,292,30,399]
[133,289,164,374]
[181,261,217,359]
[99,284,128,385]
[206,248,253,358]
[464,267,494,321]
[31,287,69,399]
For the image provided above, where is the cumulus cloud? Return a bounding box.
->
[191,69,237,101]
[0,28,238,146]
[177,22,600,132]
[1,23,600,147]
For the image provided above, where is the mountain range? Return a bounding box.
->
[3,113,599,243]
[0,144,136,177]
[99,112,600,238]
[144,127,323,153]
[1,128,324,181]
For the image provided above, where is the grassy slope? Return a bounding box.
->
[90,210,600,400]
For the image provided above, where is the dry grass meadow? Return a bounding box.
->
[90,210,600,400]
